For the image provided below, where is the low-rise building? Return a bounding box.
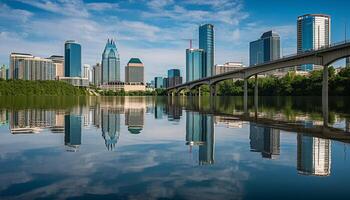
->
[214,62,245,75]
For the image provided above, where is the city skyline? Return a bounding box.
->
[1,1,350,82]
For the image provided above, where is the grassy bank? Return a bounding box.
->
[0,79,88,96]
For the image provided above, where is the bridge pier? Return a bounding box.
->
[254,74,258,106]
[244,78,248,114]
[322,65,329,127]
[210,84,217,96]
[198,87,201,96]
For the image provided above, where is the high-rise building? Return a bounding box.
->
[249,122,280,159]
[154,77,164,88]
[92,63,102,86]
[9,53,56,80]
[199,24,214,77]
[297,14,331,71]
[125,58,144,84]
[48,55,64,79]
[101,109,120,151]
[64,40,81,77]
[214,62,245,75]
[0,64,8,80]
[102,39,120,84]
[297,135,331,176]
[64,115,82,152]
[250,30,280,66]
[167,69,182,88]
[186,48,205,82]
[186,111,214,165]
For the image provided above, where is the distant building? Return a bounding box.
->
[199,24,214,77]
[102,39,120,84]
[0,64,8,80]
[214,62,245,75]
[249,122,280,159]
[92,63,101,86]
[125,58,144,84]
[48,55,64,79]
[186,48,205,82]
[64,40,81,77]
[99,82,145,92]
[154,77,164,88]
[83,64,91,82]
[297,14,331,71]
[163,77,168,88]
[9,53,55,80]
[250,30,280,66]
[297,135,331,176]
[167,69,182,88]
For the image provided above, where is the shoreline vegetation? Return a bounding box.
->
[0,66,349,96]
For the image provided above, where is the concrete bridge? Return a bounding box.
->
[167,40,350,108]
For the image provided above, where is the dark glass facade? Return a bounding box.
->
[154,77,164,88]
[199,24,214,77]
[249,31,280,66]
[167,69,182,88]
[64,41,81,77]
[186,49,205,82]
[102,39,120,84]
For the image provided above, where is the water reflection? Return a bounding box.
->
[1,96,350,199]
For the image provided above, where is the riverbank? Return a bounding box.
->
[0,80,88,96]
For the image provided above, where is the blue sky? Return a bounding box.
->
[1,0,350,81]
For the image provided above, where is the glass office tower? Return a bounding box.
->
[167,69,182,87]
[154,77,164,88]
[199,24,214,77]
[102,39,120,84]
[249,30,280,66]
[297,14,331,71]
[64,40,81,77]
[64,115,82,152]
[186,48,205,82]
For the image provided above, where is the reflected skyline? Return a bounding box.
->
[0,96,350,199]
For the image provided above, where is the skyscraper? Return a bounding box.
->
[297,14,331,71]
[249,122,280,159]
[167,69,182,87]
[125,58,144,84]
[186,111,215,165]
[64,40,81,77]
[199,24,214,77]
[249,30,281,66]
[101,109,120,151]
[186,48,205,82]
[102,39,120,84]
[154,77,164,88]
[64,115,82,152]
[297,135,331,176]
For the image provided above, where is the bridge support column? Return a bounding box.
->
[244,78,248,114]
[198,87,201,96]
[254,75,258,106]
[322,65,328,127]
[210,84,217,96]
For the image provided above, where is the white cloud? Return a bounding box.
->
[15,0,89,17]
[86,2,119,11]
[0,3,33,23]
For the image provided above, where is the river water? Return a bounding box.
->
[0,96,349,200]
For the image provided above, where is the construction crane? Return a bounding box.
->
[182,38,196,49]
